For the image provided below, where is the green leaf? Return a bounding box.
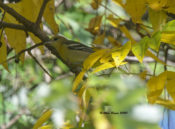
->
[132,36,149,63]
[149,31,161,51]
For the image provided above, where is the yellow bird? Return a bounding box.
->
[47,35,94,74]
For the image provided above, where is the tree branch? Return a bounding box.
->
[0,41,47,65]
[36,0,50,26]
[0,2,49,41]
[0,21,26,30]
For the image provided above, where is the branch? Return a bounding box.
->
[36,0,50,26]
[28,50,54,79]
[0,2,33,29]
[0,21,26,30]
[0,2,49,41]
[0,41,47,65]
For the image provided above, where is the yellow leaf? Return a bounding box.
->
[161,32,175,45]
[93,33,105,45]
[145,51,165,65]
[92,62,115,73]
[39,125,52,129]
[124,0,147,23]
[44,0,59,34]
[107,14,120,28]
[166,71,175,101]
[100,50,112,63]
[90,0,102,9]
[83,88,91,109]
[147,72,167,104]
[7,0,41,22]
[83,49,109,70]
[29,32,44,54]
[0,33,8,70]
[147,0,167,11]
[33,109,53,129]
[132,37,149,63]
[164,0,175,14]
[112,41,131,67]
[155,98,175,110]
[77,83,86,98]
[86,15,103,35]
[148,8,167,31]
[119,26,136,44]
[112,0,123,6]
[72,70,86,92]
[5,28,26,62]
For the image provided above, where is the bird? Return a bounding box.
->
[46,35,94,74]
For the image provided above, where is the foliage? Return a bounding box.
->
[0,0,175,128]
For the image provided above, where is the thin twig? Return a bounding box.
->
[153,47,161,76]
[36,0,50,26]
[54,72,73,81]
[0,108,28,129]
[0,41,48,65]
[100,3,125,20]
[28,50,54,79]
[164,45,169,71]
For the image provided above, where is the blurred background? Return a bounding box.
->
[1,0,175,129]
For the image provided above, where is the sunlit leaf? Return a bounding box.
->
[72,70,86,92]
[162,20,175,31]
[156,98,175,110]
[83,49,109,70]
[107,14,120,28]
[161,32,175,45]
[39,125,52,129]
[112,41,131,67]
[112,0,123,5]
[77,83,86,98]
[132,37,149,63]
[83,88,91,109]
[33,109,53,129]
[148,8,167,31]
[161,20,175,45]
[92,62,115,73]
[147,72,167,104]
